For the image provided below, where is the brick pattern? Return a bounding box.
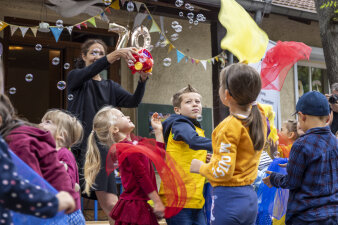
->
[271,0,316,13]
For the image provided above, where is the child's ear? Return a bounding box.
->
[81,53,86,61]
[288,132,296,140]
[0,115,2,127]
[174,107,181,115]
[110,126,119,134]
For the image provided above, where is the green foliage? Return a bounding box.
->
[320,1,337,12]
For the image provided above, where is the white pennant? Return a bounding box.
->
[201,60,207,70]
[135,2,142,12]
[66,26,73,35]
[160,16,164,34]
[30,27,38,37]
[211,58,215,64]
[10,25,18,36]
[19,27,29,37]
[133,13,147,29]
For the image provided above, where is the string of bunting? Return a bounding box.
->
[0,0,227,69]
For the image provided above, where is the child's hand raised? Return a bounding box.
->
[268,139,278,158]
[262,171,273,188]
[151,112,163,132]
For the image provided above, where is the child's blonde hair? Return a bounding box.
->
[284,119,299,140]
[42,109,83,148]
[84,106,120,195]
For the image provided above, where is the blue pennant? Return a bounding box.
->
[50,27,63,42]
[176,50,185,63]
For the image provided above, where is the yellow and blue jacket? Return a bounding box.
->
[159,114,212,209]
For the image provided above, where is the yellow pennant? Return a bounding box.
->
[149,20,160,33]
[0,21,8,32]
[219,0,268,63]
[110,0,120,10]
[168,44,175,53]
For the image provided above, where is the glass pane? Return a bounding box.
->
[311,67,325,93]
[298,66,309,97]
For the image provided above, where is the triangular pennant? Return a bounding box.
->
[10,25,19,36]
[0,21,8,31]
[215,56,219,62]
[207,59,211,63]
[19,27,29,37]
[135,2,142,12]
[185,57,188,63]
[95,15,101,19]
[211,58,215,64]
[191,58,195,64]
[81,22,88,29]
[147,15,152,20]
[133,13,147,29]
[75,24,81,30]
[30,27,38,37]
[110,0,120,10]
[120,0,127,6]
[195,59,200,64]
[105,7,112,13]
[50,27,63,42]
[149,20,160,33]
[66,26,73,35]
[201,60,207,70]
[176,50,185,63]
[168,44,175,53]
[87,17,96,27]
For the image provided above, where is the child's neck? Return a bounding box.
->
[303,120,327,132]
[115,132,132,143]
[229,102,251,117]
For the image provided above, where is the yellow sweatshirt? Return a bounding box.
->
[200,105,267,187]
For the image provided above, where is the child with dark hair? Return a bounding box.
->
[160,84,212,225]
[191,63,267,225]
[263,91,338,224]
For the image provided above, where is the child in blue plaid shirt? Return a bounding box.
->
[263,91,338,225]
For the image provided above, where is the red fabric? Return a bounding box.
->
[57,147,81,211]
[110,199,159,225]
[6,126,76,205]
[261,41,312,91]
[106,136,188,219]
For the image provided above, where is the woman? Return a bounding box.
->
[67,39,150,224]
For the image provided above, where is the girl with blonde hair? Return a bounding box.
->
[40,109,85,224]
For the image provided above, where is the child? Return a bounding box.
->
[0,95,76,205]
[160,84,212,225]
[190,63,267,225]
[40,109,85,224]
[84,106,165,224]
[274,120,299,158]
[263,91,338,224]
[0,134,76,225]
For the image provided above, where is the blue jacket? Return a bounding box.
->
[162,114,212,152]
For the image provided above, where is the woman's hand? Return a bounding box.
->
[107,47,138,63]
[56,191,75,214]
[139,71,152,82]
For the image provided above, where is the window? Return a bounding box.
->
[297,65,327,98]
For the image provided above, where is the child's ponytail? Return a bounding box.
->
[84,131,101,195]
[243,104,265,151]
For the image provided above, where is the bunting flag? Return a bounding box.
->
[19,27,29,37]
[10,25,18,36]
[176,50,185,63]
[81,22,88,29]
[50,27,63,42]
[105,7,112,13]
[219,0,268,63]
[185,57,188,63]
[75,24,81,30]
[168,44,174,53]
[110,0,120,10]
[215,56,219,62]
[135,2,142,12]
[191,58,195,64]
[195,59,200,64]
[120,0,127,6]
[87,17,96,27]
[261,41,312,91]
[30,27,38,37]
[133,13,148,29]
[0,21,8,31]
[201,60,207,70]
[211,58,215,64]
[149,20,160,33]
[66,26,73,35]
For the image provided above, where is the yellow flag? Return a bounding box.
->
[0,21,8,32]
[219,0,268,63]
[110,0,120,10]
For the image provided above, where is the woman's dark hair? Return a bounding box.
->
[75,39,108,69]
[220,63,265,151]
[0,94,33,138]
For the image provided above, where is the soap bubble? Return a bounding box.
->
[273,151,280,159]
[196,115,203,122]
[35,44,42,51]
[175,0,184,7]
[64,63,70,70]
[171,21,179,28]
[102,0,112,6]
[127,1,134,11]
[25,74,33,82]
[52,57,60,66]
[187,12,194,20]
[170,33,179,41]
[179,12,184,17]
[189,19,194,24]
[57,81,66,90]
[163,58,171,67]
[9,87,16,95]
[194,20,199,26]
[56,20,63,30]
[67,94,74,101]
